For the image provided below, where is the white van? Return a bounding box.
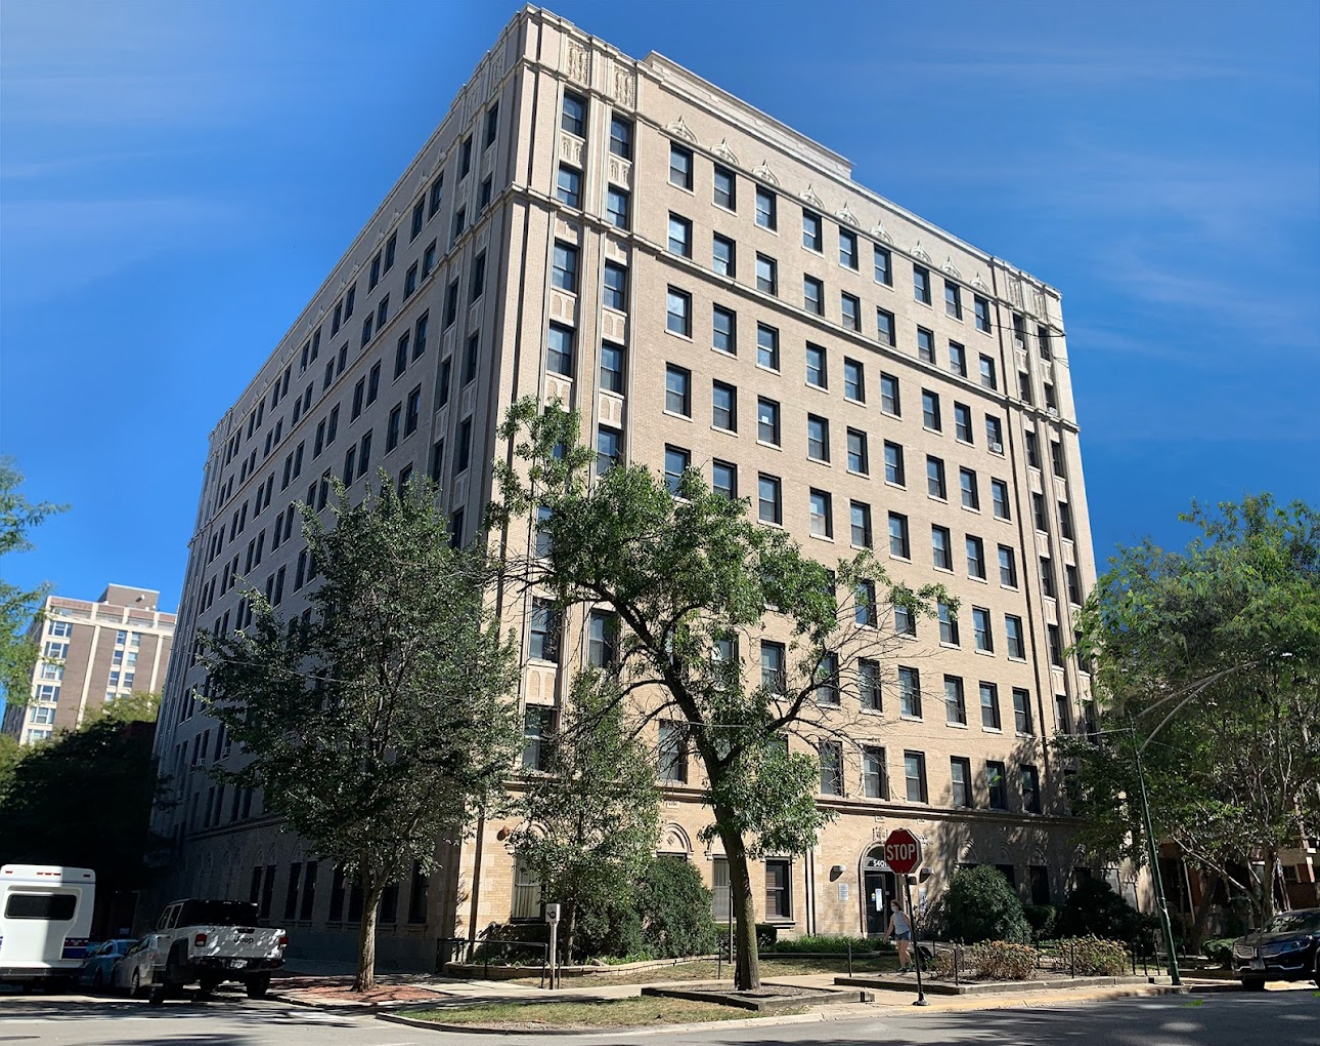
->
[0,865,96,984]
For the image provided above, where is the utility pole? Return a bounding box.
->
[1131,731,1181,987]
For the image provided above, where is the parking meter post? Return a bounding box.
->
[905,877,928,1006]
[545,903,561,991]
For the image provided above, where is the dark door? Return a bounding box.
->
[863,869,896,935]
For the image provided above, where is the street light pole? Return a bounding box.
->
[1131,735,1181,987]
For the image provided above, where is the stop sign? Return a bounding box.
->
[883,829,923,875]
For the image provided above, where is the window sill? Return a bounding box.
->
[662,410,693,423]
[756,439,782,452]
[982,726,1003,735]
[946,721,968,730]
[968,574,988,584]
[974,647,996,657]
[961,505,982,515]
[808,532,835,543]
[665,328,694,343]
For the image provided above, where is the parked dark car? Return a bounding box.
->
[1232,907,1320,989]
[77,939,138,992]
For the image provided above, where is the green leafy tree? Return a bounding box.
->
[1062,495,1320,926]
[636,855,719,958]
[1056,877,1146,943]
[0,458,67,706]
[509,673,661,962]
[491,401,948,989]
[0,693,164,905]
[202,479,521,991]
[945,865,1031,944]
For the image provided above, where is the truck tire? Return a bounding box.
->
[244,973,270,999]
[197,974,222,997]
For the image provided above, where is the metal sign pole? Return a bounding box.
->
[904,876,928,1006]
[545,903,561,991]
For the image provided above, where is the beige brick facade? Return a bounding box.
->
[151,6,1107,966]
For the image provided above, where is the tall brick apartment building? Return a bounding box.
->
[150,6,1103,967]
[2,584,174,745]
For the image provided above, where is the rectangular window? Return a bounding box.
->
[953,403,973,443]
[1048,624,1064,666]
[1006,615,1026,658]
[471,252,486,300]
[658,722,688,783]
[991,479,1010,520]
[802,210,822,250]
[712,380,737,431]
[932,525,952,569]
[444,280,459,327]
[712,460,737,500]
[859,659,881,711]
[806,414,829,461]
[980,354,997,390]
[757,473,782,525]
[945,675,966,724]
[986,761,1008,810]
[596,426,622,473]
[451,204,466,243]
[980,682,1001,730]
[405,385,421,436]
[855,579,877,627]
[529,598,561,662]
[803,275,823,315]
[939,602,960,646]
[668,213,692,257]
[975,295,991,333]
[609,115,633,158]
[556,164,582,207]
[917,326,935,364]
[755,253,777,295]
[843,357,863,401]
[522,706,556,771]
[850,500,872,548]
[913,265,931,304]
[664,446,691,495]
[819,741,843,795]
[949,341,967,377]
[876,308,896,346]
[756,324,779,370]
[839,229,858,269]
[404,262,418,299]
[967,536,986,579]
[841,292,860,331]
[713,165,736,209]
[945,281,962,319]
[951,757,973,808]
[665,364,691,416]
[453,418,470,476]
[600,342,626,394]
[846,428,868,474]
[765,859,792,920]
[1013,688,1033,734]
[484,103,500,147]
[1059,501,1075,540]
[987,415,1004,452]
[459,135,473,178]
[606,186,630,229]
[712,233,735,276]
[666,287,691,336]
[760,640,786,692]
[1038,324,1054,360]
[712,305,736,354]
[428,174,444,218]
[669,143,693,189]
[880,372,900,415]
[809,489,832,538]
[1066,564,1082,605]
[1041,556,1057,599]
[899,666,921,718]
[922,390,941,431]
[927,456,947,499]
[603,262,628,311]
[973,607,993,652]
[1022,765,1042,813]
[904,751,928,802]
[395,333,411,378]
[888,512,910,558]
[386,404,402,452]
[561,91,585,135]
[883,441,905,486]
[862,746,887,798]
[587,609,618,668]
[960,468,980,510]
[755,186,776,229]
[551,241,578,292]
[1026,431,1041,469]
[998,545,1018,587]
[547,324,574,376]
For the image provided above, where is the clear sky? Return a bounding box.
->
[2,0,1317,619]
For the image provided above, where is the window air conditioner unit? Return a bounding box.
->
[991,441,1003,454]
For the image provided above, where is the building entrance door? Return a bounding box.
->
[861,847,896,936]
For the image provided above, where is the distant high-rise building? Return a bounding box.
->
[151,6,1099,965]
[2,584,175,744]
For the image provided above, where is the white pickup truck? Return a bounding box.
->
[144,899,287,1003]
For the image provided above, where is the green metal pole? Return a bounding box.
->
[1133,739,1181,987]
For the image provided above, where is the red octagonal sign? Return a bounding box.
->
[883,829,923,875]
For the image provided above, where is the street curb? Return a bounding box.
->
[377,1009,829,1036]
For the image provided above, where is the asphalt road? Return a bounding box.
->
[0,988,1314,1045]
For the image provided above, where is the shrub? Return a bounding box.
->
[946,866,1032,944]
[922,948,955,978]
[575,897,645,961]
[635,856,719,958]
[1048,936,1131,976]
[968,940,1038,981]
[1056,878,1142,942]
[755,923,779,948]
[1023,903,1057,941]
[1203,938,1235,964]
[768,934,877,954]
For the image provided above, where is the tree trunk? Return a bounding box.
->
[563,901,577,966]
[717,819,760,991]
[1189,869,1220,953]
[353,875,384,993]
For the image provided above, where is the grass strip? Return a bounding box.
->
[406,996,806,1028]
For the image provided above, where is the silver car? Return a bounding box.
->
[111,935,161,998]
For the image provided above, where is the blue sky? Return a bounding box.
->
[2,0,1317,619]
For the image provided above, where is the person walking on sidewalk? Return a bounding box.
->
[887,898,913,972]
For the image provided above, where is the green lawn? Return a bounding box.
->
[407,996,805,1028]
[506,954,898,986]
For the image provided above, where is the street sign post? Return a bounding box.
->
[882,829,928,1006]
[545,903,561,990]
